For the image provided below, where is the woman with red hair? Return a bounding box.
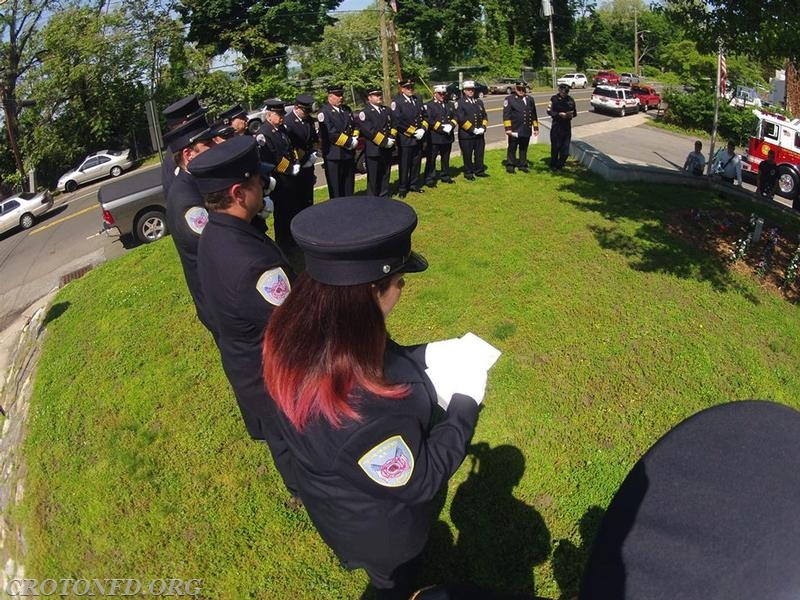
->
[263,196,482,599]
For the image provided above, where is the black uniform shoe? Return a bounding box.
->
[519,166,529,173]
[506,166,516,174]
[475,172,489,178]
[398,191,408,198]
[424,180,437,188]
[409,187,425,193]
[440,177,455,184]
[464,173,475,181]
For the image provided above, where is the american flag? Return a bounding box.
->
[719,52,727,95]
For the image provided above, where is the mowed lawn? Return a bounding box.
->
[18,146,800,599]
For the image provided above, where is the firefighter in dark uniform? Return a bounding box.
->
[317,84,359,198]
[283,94,319,213]
[255,100,301,251]
[547,83,577,170]
[391,78,428,198]
[160,94,208,195]
[218,104,249,135]
[503,81,539,173]
[423,84,457,186]
[358,87,396,197]
[189,136,298,496]
[263,196,483,598]
[455,80,489,180]
[162,113,219,337]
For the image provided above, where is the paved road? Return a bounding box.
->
[0,87,754,328]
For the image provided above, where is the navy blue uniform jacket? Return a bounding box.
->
[277,340,480,572]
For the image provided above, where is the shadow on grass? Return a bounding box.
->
[551,506,605,599]
[560,176,762,304]
[42,301,70,327]
[400,443,551,599]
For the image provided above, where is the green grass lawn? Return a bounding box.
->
[18,146,800,599]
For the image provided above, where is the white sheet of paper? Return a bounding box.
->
[424,332,501,410]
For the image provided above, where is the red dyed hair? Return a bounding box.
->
[263,272,409,431]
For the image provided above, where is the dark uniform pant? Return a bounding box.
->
[397,143,422,193]
[459,137,485,176]
[271,175,295,249]
[550,123,571,169]
[324,159,355,198]
[366,154,391,197]
[507,136,531,168]
[424,143,452,183]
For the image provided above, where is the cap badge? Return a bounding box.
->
[382,264,391,273]
[184,206,208,235]
[358,435,414,487]
[256,267,291,306]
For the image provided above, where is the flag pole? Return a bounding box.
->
[708,39,723,174]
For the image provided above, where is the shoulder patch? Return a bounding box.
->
[317,112,325,122]
[256,267,291,306]
[503,99,508,107]
[390,101,397,111]
[359,110,366,121]
[454,101,459,109]
[358,435,414,487]
[184,206,208,235]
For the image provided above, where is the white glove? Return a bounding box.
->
[348,136,358,150]
[302,151,318,168]
[258,196,274,218]
[441,123,453,134]
[511,131,519,138]
[474,127,485,135]
[385,137,396,148]
[265,176,276,195]
[413,128,425,140]
[290,163,301,176]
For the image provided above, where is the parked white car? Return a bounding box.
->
[557,73,588,89]
[57,149,134,193]
[0,190,54,235]
[590,85,640,116]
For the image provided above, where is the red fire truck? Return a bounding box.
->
[741,109,800,208]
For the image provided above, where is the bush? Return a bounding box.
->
[662,88,758,147]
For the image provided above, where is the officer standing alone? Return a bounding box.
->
[189,135,298,496]
[317,85,359,198]
[358,87,396,197]
[547,83,577,170]
[391,78,427,198]
[455,81,489,180]
[502,81,539,173]
[423,84,457,186]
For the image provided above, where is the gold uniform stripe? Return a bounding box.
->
[335,133,349,147]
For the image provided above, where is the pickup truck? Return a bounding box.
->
[630,84,662,112]
[98,166,167,244]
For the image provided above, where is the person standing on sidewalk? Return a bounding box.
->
[502,81,539,174]
[711,141,742,186]
[683,140,706,176]
[455,81,489,180]
[547,83,577,170]
[757,150,778,199]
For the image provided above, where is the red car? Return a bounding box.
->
[630,84,662,112]
[592,70,620,86]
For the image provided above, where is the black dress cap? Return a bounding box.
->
[218,104,247,125]
[162,94,207,129]
[580,400,800,600]
[367,87,383,96]
[162,113,211,153]
[398,78,415,88]
[187,136,275,195]
[265,99,285,113]
[327,84,345,95]
[295,94,315,110]
[291,196,428,286]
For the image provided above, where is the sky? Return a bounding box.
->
[335,0,372,13]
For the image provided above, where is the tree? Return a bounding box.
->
[176,0,341,78]
[0,0,55,185]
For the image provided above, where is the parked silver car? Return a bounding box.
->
[0,190,54,235]
[57,149,134,193]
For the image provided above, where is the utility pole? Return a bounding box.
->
[634,7,639,76]
[378,0,391,99]
[542,0,557,89]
